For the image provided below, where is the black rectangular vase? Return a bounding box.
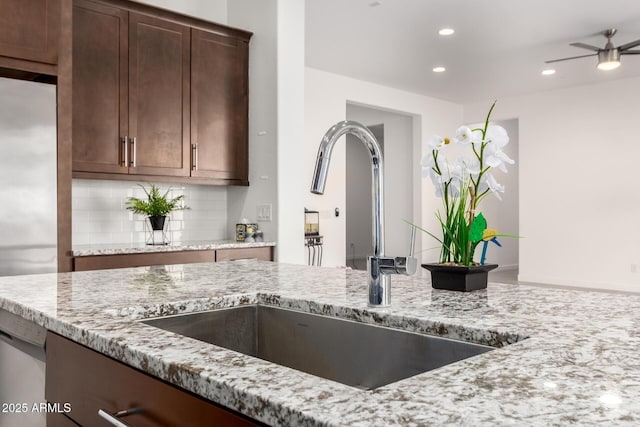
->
[422,263,498,292]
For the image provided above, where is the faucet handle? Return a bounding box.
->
[393,224,418,275]
[408,224,416,257]
[394,255,418,275]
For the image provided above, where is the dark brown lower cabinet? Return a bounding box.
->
[72,249,216,271]
[72,247,274,271]
[46,332,263,426]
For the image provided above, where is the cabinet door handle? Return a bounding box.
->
[98,408,142,427]
[131,137,137,167]
[122,136,129,167]
[192,143,198,170]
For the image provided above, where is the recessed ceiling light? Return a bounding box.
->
[541,69,556,76]
[433,66,446,73]
[438,28,455,36]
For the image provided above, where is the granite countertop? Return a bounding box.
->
[1,261,640,426]
[72,240,276,256]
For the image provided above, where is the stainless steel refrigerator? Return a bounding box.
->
[0,76,57,277]
[0,76,55,427]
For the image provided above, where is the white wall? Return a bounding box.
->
[227,0,278,245]
[464,76,640,292]
[305,67,462,267]
[275,0,306,264]
[346,105,414,261]
[134,0,227,23]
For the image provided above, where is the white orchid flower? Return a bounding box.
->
[420,152,436,178]
[454,126,474,145]
[485,125,509,147]
[428,135,448,150]
[465,157,480,179]
[429,169,445,198]
[479,173,505,200]
[484,143,514,172]
[471,129,484,148]
[482,125,514,172]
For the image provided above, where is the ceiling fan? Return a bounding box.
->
[546,29,640,70]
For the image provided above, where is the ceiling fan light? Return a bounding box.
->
[597,49,621,70]
[597,60,621,70]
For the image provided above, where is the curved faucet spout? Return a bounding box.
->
[310,120,385,257]
[310,120,417,307]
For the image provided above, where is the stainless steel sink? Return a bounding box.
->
[142,305,494,390]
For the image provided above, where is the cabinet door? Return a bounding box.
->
[72,0,129,174]
[46,332,261,427]
[0,0,60,65]
[216,247,273,262]
[191,29,249,182]
[128,13,190,177]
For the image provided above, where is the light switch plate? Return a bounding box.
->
[257,204,272,222]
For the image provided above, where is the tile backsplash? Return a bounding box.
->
[72,179,228,245]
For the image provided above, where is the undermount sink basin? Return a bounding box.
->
[142,305,494,390]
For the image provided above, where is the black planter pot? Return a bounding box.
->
[422,263,498,292]
[148,215,166,231]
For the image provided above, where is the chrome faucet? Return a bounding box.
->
[310,120,417,307]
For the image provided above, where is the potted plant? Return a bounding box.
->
[125,184,189,233]
[416,101,519,291]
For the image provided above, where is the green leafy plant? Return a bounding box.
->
[125,184,188,217]
[417,101,519,266]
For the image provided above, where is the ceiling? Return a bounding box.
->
[305,0,640,104]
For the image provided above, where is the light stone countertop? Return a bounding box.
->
[0,260,639,426]
[72,240,276,256]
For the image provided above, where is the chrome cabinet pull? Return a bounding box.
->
[122,136,129,167]
[131,137,137,167]
[192,143,198,170]
[98,408,142,427]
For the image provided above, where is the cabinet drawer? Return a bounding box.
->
[73,250,215,271]
[216,247,273,262]
[46,332,262,427]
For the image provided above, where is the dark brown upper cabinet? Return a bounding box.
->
[72,0,252,186]
[72,0,128,174]
[191,29,249,182]
[0,0,60,66]
[72,0,189,177]
[128,13,190,177]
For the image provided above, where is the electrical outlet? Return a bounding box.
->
[257,204,272,222]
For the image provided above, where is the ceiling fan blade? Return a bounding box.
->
[545,53,597,63]
[618,39,640,51]
[621,50,640,54]
[570,42,601,52]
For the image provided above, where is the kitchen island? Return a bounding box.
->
[1,260,639,426]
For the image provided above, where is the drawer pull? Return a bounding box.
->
[98,408,141,426]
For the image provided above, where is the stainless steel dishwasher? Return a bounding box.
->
[0,308,47,427]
